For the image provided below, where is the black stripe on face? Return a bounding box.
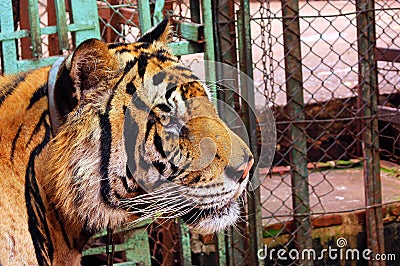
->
[167,164,183,181]
[153,132,167,158]
[122,166,139,193]
[112,60,138,92]
[126,81,137,95]
[27,83,48,110]
[115,48,131,54]
[165,82,177,100]
[108,42,128,49]
[124,109,138,178]
[152,71,166,86]
[152,49,177,63]
[99,98,114,206]
[118,175,138,194]
[10,125,23,162]
[135,42,151,49]
[172,65,200,78]
[124,60,138,75]
[153,161,166,174]
[144,110,157,140]
[25,111,53,265]
[107,60,138,97]
[137,53,149,78]
[156,103,171,113]
[0,73,27,107]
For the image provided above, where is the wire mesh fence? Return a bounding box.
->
[250,0,400,264]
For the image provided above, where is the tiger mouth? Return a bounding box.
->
[180,200,240,233]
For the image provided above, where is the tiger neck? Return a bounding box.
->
[34,144,94,265]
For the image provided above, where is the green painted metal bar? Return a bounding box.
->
[356,0,385,264]
[202,0,217,102]
[179,220,192,266]
[217,232,227,266]
[137,0,152,33]
[28,0,42,57]
[105,263,137,266]
[124,228,152,266]
[41,26,58,36]
[237,2,263,265]
[167,41,204,56]
[281,0,312,264]
[153,0,165,25]
[83,220,152,265]
[0,22,95,42]
[0,30,30,42]
[90,219,152,238]
[16,56,60,72]
[201,1,224,263]
[83,242,135,256]
[54,0,69,51]
[179,22,204,42]
[67,23,97,33]
[213,1,244,264]
[1,0,19,73]
[69,0,101,45]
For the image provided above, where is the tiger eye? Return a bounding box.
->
[160,114,170,125]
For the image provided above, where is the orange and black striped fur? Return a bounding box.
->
[0,19,253,265]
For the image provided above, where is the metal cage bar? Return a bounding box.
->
[281,0,312,264]
[356,0,385,263]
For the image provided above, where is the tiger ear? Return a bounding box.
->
[53,38,118,120]
[68,38,118,93]
[137,17,171,43]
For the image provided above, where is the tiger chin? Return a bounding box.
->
[0,18,253,265]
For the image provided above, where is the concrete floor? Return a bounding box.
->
[259,163,400,224]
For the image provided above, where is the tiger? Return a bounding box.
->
[0,18,253,265]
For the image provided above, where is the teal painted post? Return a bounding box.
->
[202,0,217,101]
[0,0,19,73]
[281,0,312,264]
[179,220,192,266]
[69,0,100,45]
[153,0,165,26]
[137,0,152,33]
[124,229,152,266]
[356,0,385,262]
[217,232,227,266]
[54,0,69,51]
[202,0,224,264]
[167,41,204,56]
[28,0,42,57]
[237,2,263,265]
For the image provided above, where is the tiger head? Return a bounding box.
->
[45,18,253,234]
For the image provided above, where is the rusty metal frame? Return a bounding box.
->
[280,0,313,264]
[356,0,385,264]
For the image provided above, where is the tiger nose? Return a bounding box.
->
[238,156,254,183]
[226,156,254,183]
